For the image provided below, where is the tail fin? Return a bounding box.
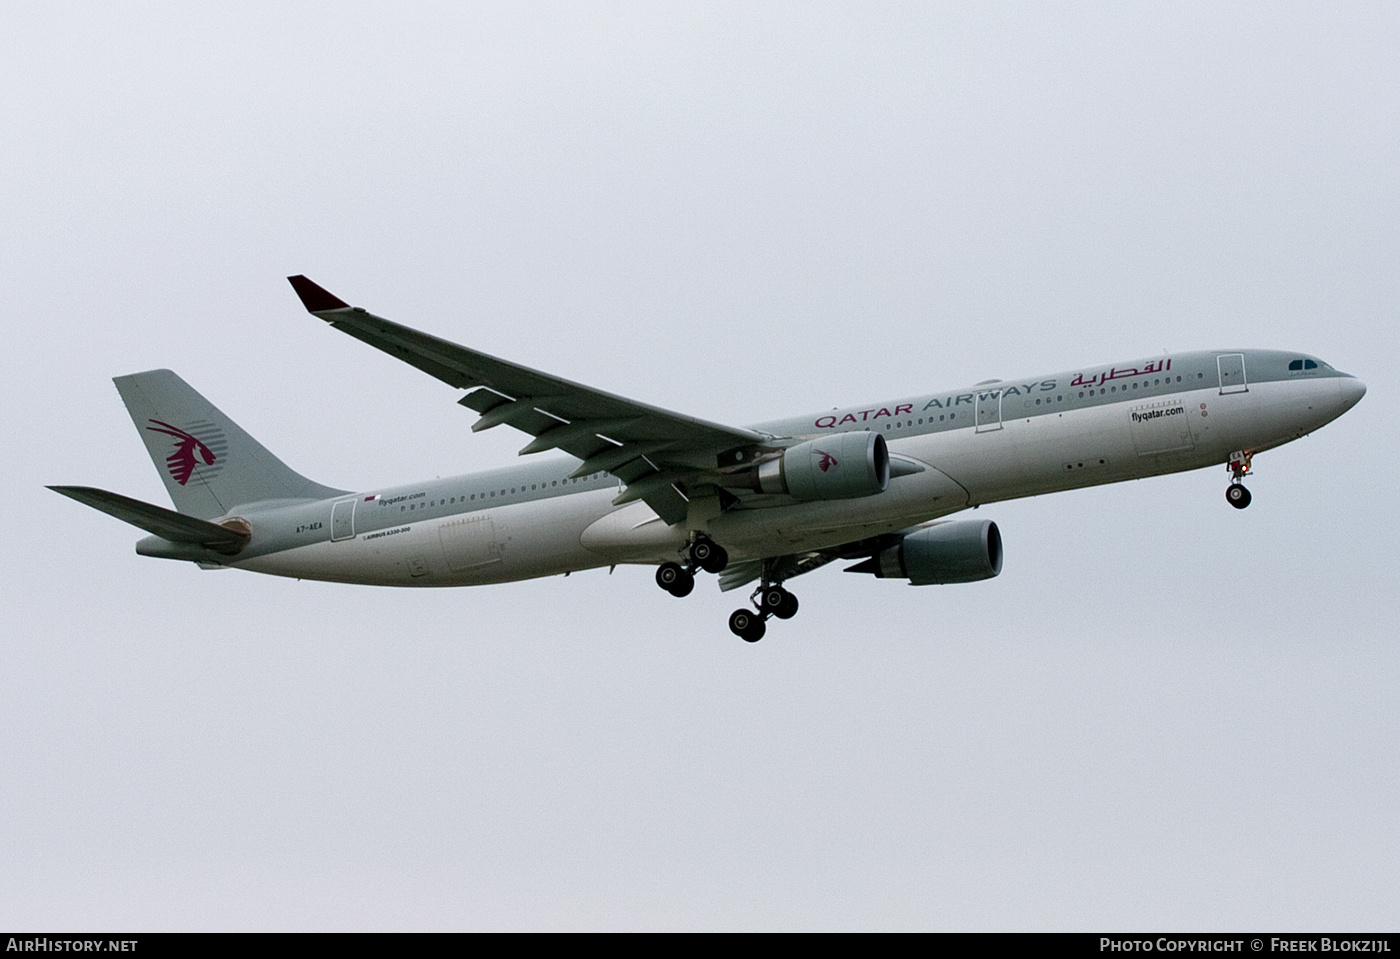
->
[114,369,345,519]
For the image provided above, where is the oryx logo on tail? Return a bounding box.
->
[146,419,225,486]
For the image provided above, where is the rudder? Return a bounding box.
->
[114,369,345,519]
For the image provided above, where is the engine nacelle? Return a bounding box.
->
[858,520,1002,584]
[756,431,889,501]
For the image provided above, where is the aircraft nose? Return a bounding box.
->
[1339,376,1367,411]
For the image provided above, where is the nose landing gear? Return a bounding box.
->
[1226,450,1253,509]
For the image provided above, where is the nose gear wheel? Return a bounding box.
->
[1225,451,1254,509]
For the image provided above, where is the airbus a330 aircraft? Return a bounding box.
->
[52,276,1366,640]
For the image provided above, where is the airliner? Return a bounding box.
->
[51,276,1366,641]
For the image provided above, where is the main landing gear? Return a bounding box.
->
[655,561,694,597]
[727,570,800,643]
[653,538,802,643]
[655,534,729,599]
[689,536,728,574]
[1226,450,1254,510]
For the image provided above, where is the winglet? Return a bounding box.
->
[287,275,351,313]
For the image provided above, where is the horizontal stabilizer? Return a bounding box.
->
[48,486,250,555]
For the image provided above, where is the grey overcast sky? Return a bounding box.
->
[3,2,1397,931]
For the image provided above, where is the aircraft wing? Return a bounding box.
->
[288,276,773,524]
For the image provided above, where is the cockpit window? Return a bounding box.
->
[1289,359,1319,371]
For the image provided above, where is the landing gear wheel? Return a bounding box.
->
[775,592,799,620]
[690,537,729,574]
[656,562,694,597]
[759,587,785,614]
[1226,483,1252,510]
[760,587,799,620]
[728,608,766,642]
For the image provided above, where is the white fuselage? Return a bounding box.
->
[224,352,1364,587]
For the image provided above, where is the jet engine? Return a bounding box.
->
[748,431,890,501]
[847,520,1002,584]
